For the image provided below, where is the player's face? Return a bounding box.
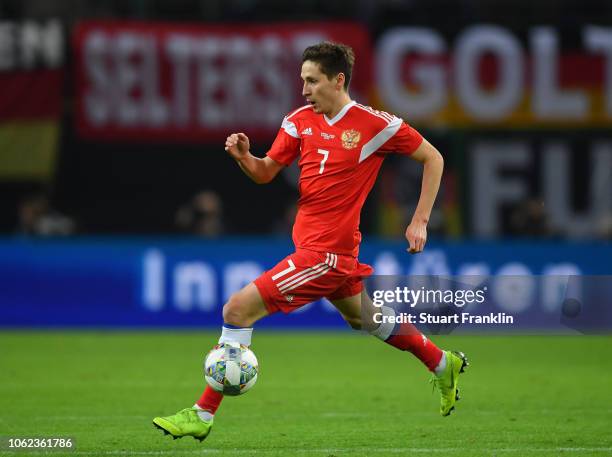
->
[301,60,342,116]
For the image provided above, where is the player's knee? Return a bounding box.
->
[222,294,253,327]
[343,315,362,330]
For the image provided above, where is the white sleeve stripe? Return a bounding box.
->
[281,117,299,138]
[355,104,393,123]
[286,104,312,120]
[359,117,403,163]
[380,112,394,122]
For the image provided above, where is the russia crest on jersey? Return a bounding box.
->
[341,129,361,149]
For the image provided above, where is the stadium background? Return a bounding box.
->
[1,1,611,455]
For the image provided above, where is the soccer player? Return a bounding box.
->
[153,42,468,442]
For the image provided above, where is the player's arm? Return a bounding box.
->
[225,133,284,184]
[405,138,444,253]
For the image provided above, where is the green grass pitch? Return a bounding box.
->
[1,331,611,456]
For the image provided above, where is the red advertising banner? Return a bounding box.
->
[73,21,372,143]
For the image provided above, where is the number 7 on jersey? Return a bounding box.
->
[316,149,329,174]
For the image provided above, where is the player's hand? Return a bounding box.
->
[225,133,250,160]
[405,219,427,254]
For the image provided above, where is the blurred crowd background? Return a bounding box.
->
[1,0,611,242]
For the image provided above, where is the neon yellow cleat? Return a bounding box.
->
[431,350,469,416]
[153,407,213,442]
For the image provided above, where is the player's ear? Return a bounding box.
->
[335,73,345,91]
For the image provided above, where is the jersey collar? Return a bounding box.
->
[324,100,356,126]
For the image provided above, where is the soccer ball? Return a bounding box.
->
[204,342,259,396]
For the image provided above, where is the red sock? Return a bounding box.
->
[196,385,223,414]
[384,322,443,372]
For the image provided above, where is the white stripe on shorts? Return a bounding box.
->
[278,263,329,293]
[280,265,331,293]
[325,253,337,268]
[276,262,325,288]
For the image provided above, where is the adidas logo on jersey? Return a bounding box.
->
[301,127,313,136]
[284,294,294,302]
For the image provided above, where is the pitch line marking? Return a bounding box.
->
[66,447,612,455]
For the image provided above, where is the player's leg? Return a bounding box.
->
[153,248,341,442]
[329,286,468,416]
[194,248,349,420]
[194,282,268,413]
[330,289,445,370]
[153,282,269,441]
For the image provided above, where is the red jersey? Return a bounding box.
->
[266,101,423,257]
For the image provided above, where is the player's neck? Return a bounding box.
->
[325,94,353,119]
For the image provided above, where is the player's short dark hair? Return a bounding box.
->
[302,42,355,91]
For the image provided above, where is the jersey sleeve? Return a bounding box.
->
[377,118,423,155]
[266,116,301,166]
